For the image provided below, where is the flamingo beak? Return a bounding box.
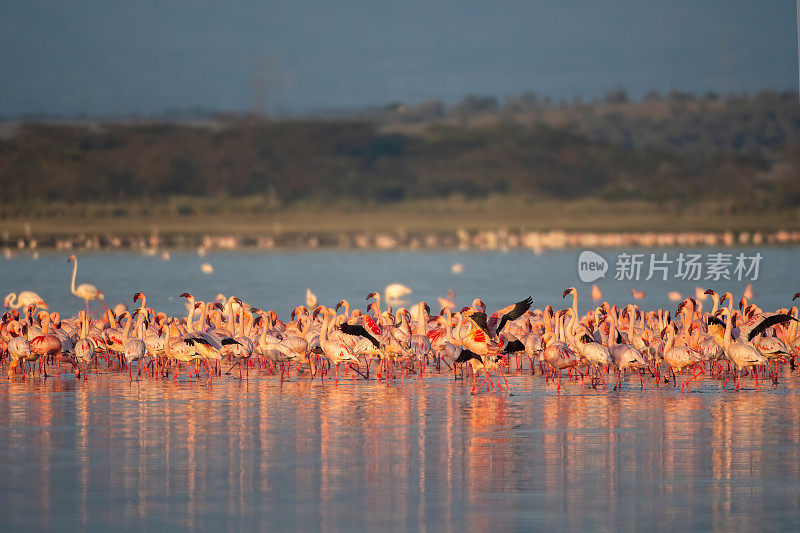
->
[794,292,800,301]
[562,289,570,298]
[366,292,377,301]
[704,289,714,295]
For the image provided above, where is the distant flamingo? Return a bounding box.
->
[68,255,104,314]
[591,285,602,300]
[5,291,48,310]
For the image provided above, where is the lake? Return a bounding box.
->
[1,248,799,530]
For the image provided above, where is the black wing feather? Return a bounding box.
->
[706,316,725,328]
[455,349,483,364]
[496,296,533,335]
[467,312,492,337]
[186,336,213,346]
[340,323,381,348]
[503,339,525,353]
[221,337,241,346]
[747,313,798,341]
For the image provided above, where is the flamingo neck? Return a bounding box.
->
[665,326,675,351]
[122,314,133,343]
[227,299,236,336]
[197,302,208,333]
[723,309,733,349]
[70,258,78,296]
[186,300,196,334]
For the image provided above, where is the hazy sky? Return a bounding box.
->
[1,0,797,115]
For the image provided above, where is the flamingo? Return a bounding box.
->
[385,283,412,305]
[608,307,647,389]
[306,288,318,309]
[123,309,147,382]
[74,310,96,378]
[542,310,581,392]
[68,255,104,314]
[409,301,432,373]
[718,307,768,391]
[6,324,32,379]
[5,291,48,310]
[662,323,704,391]
[320,308,360,384]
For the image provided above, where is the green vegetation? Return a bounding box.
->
[1,89,799,228]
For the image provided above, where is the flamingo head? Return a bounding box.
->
[335,300,346,311]
[562,287,576,298]
[97,291,105,300]
[472,298,486,313]
[704,289,715,296]
[794,292,800,301]
[133,292,144,303]
[179,292,192,300]
[423,302,430,316]
[312,306,324,320]
[366,292,378,301]
[67,255,76,262]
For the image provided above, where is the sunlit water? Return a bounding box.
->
[2,373,800,531]
[2,248,800,530]
[1,247,797,318]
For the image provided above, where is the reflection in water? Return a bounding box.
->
[1,375,800,530]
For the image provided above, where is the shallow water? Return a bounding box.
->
[1,247,797,318]
[2,372,800,531]
[2,248,800,530]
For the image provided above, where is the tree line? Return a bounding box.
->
[0,90,798,214]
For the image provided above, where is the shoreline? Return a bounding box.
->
[4,228,800,254]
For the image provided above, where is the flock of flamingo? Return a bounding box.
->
[2,255,800,394]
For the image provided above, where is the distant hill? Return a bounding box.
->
[1,90,799,215]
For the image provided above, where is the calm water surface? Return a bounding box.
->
[2,249,800,530]
[2,374,800,531]
[1,247,798,317]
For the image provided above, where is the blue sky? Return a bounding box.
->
[1,0,797,115]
